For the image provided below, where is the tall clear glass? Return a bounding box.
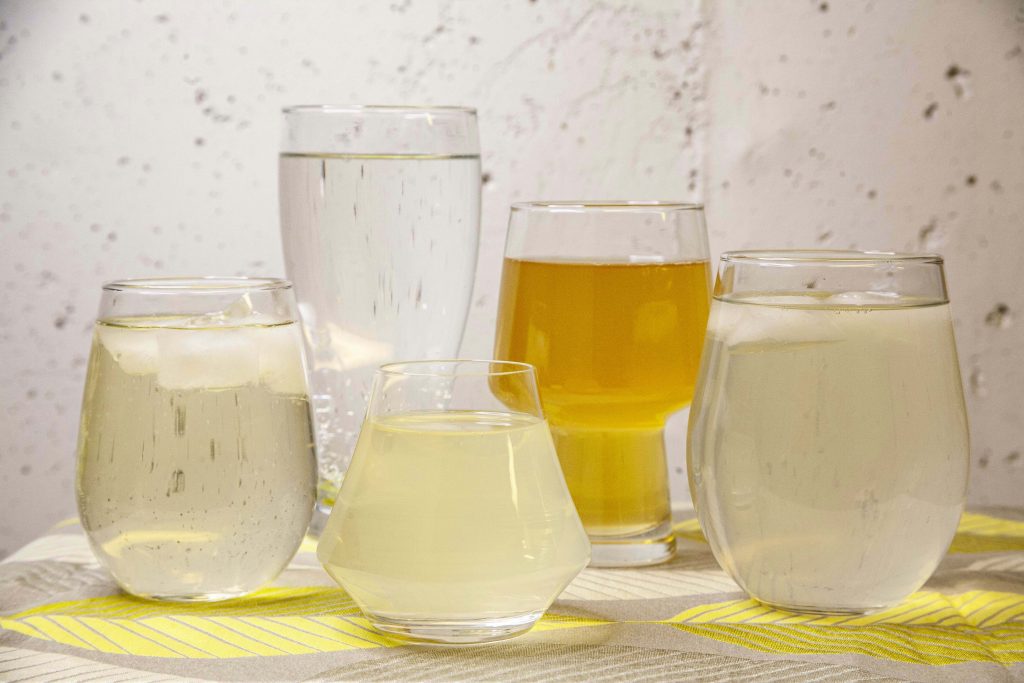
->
[688,251,969,614]
[279,105,481,528]
[76,277,317,601]
[494,202,711,567]
[317,360,590,645]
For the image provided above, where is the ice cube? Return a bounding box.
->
[156,328,259,390]
[258,324,309,395]
[710,298,843,351]
[182,295,258,328]
[97,325,159,376]
[325,323,394,370]
[222,294,255,321]
[822,290,901,307]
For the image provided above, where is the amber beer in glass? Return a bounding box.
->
[495,202,710,566]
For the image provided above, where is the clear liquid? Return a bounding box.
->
[279,154,480,507]
[317,411,590,621]
[688,293,969,612]
[76,318,317,600]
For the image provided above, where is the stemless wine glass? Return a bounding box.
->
[494,202,711,567]
[317,360,590,645]
[688,251,969,614]
[76,278,317,601]
[279,105,481,530]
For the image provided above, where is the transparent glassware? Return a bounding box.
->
[494,201,711,567]
[688,251,970,614]
[75,277,317,601]
[279,105,481,531]
[317,360,590,645]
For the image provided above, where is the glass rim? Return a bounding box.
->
[377,359,536,378]
[102,276,293,293]
[281,104,477,116]
[721,250,944,265]
[511,200,703,212]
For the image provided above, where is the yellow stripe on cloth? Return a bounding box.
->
[0,587,394,658]
[666,590,1024,666]
[948,513,1024,554]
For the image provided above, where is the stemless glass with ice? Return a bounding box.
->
[76,277,317,601]
[688,251,969,614]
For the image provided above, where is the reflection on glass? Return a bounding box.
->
[689,251,969,614]
[279,105,481,529]
[76,278,317,601]
[318,360,589,645]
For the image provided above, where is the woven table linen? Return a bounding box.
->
[1,510,1022,682]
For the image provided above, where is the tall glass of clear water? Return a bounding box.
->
[76,277,317,601]
[688,251,969,613]
[279,106,481,528]
[317,360,590,645]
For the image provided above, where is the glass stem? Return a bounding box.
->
[549,424,671,538]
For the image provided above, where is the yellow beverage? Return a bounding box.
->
[76,317,317,600]
[689,293,968,611]
[494,259,711,537]
[317,411,590,623]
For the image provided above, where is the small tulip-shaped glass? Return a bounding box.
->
[76,278,317,601]
[317,360,590,645]
[688,251,969,614]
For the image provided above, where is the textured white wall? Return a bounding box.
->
[705,0,1024,510]
[0,0,703,556]
[2,0,1021,557]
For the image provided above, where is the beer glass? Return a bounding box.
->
[318,360,590,645]
[76,278,317,601]
[688,251,969,613]
[279,105,481,529]
[494,202,711,566]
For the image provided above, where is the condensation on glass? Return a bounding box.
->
[688,251,969,614]
[279,105,481,529]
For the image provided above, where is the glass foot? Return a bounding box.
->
[588,520,676,568]
[755,599,891,616]
[367,611,543,645]
[129,590,251,603]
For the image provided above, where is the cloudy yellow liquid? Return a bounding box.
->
[317,412,590,621]
[76,318,317,600]
[495,259,710,537]
[688,293,969,612]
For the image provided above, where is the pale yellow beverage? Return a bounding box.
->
[689,292,969,612]
[317,411,590,623]
[76,317,317,601]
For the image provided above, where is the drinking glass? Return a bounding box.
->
[317,360,590,645]
[494,202,711,567]
[279,105,481,529]
[688,251,969,614]
[75,277,317,601]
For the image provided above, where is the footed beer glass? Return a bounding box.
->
[318,360,590,645]
[495,202,711,566]
[76,278,317,601]
[688,251,969,613]
[279,105,480,527]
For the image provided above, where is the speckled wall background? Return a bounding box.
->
[0,0,703,556]
[0,0,1020,557]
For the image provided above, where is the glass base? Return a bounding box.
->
[367,611,543,645]
[129,590,251,603]
[588,520,676,568]
[755,599,890,616]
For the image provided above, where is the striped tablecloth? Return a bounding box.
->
[1,510,1022,682]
